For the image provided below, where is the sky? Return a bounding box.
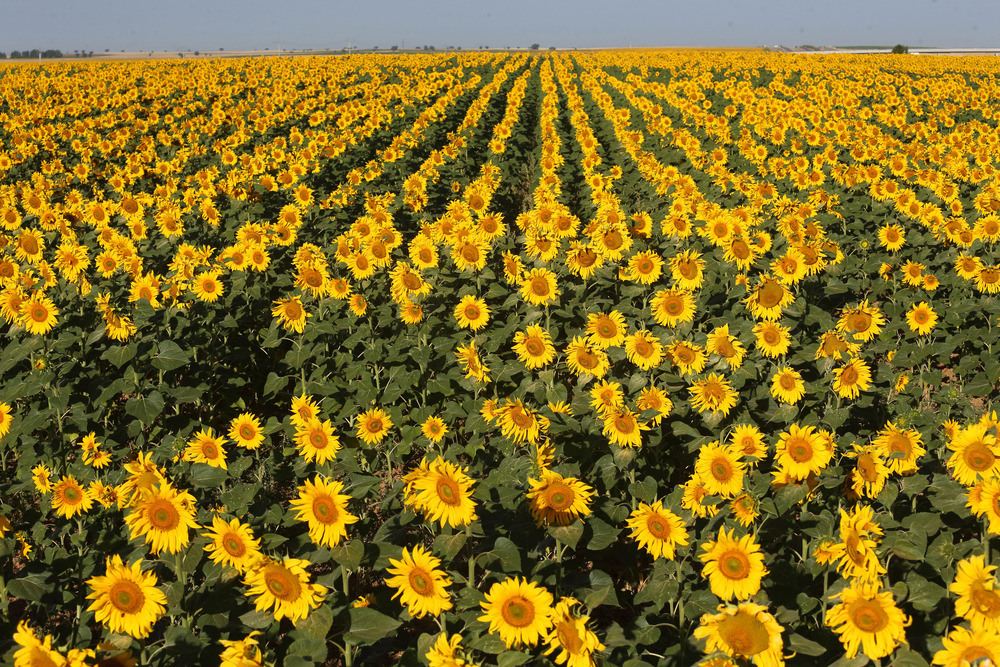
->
[0,0,997,53]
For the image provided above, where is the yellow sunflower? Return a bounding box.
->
[497,398,542,444]
[356,408,392,445]
[689,374,739,416]
[244,557,326,624]
[650,287,697,327]
[933,625,1000,667]
[220,632,264,667]
[191,270,224,303]
[693,602,784,667]
[695,442,746,498]
[626,501,689,560]
[585,310,627,349]
[526,470,594,526]
[293,417,341,464]
[832,358,873,399]
[753,321,791,358]
[774,423,833,481]
[20,293,59,335]
[290,476,358,548]
[706,324,747,369]
[421,415,448,444]
[290,393,321,428]
[385,545,453,618]
[770,366,805,404]
[744,274,793,321]
[624,330,664,370]
[184,427,228,469]
[670,249,705,290]
[602,407,647,448]
[826,581,908,659]
[906,301,938,336]
[479,577,554,648]
[543,597,606,667]
[837,301,886,342]
[699,528,768,601]
[564,336,610,379]
[513,325,556,370]
[454,294,490,331]
[873,421,926,475]
[51,475,94,519]
[669,341,707,375]
[13,621,71,667]
[124,483,198,554]
[229,412,265,450]
[520,267,560,306]
[86,555,167,639]
[203,515,262,573]
[952,555,1000,631]
[271,295,310,333]
[404,457,477,528]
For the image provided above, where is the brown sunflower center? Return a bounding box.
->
[408,567,434,596]
[501,596,535,627]
[239,424,256,441]
[965,443,996,472]
[556,619,583,653]
[718,612,770,656]
[109,580,145,614]
[264,565,302,602]
[312,496,339,524]
[787,438,814,463]
[647,515,671,539]
[720,549,752,580]
[545,482,575,511]
[849,599,889,633]
[149,499,180,531]
[436,477,461,506]
[711,458,733,482]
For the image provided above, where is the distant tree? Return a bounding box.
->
[194,51,199,56]
[891,44,908,54]
[391,45,398,51]
[548,46,556,50]
[105,48,109,52]
[530,43,540,50]
[178,53,184,58]
[88,51,94,57]
[373,45,379,50]
[219,47,224,51]
[427,45,435,51]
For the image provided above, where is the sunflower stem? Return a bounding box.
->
[466,523,475,586]
[342,567,353,667]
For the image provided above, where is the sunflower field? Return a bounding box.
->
[1,49,1000,667]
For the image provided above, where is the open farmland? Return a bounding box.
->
[1,50,1000,666]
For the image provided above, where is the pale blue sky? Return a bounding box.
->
[0,0,996,53]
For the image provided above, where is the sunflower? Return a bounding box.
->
[669,341,707,375]
[20,293,59,335]
[454,294,490,331]
[650,288,696,327]
[626,250,664,285]
[290,394,321,428]
[385,545,453,618]
[838,301,886,342]
[826,581,908,660]
[624,330,664,370]
[421,416,448,443]
[603,406,648,448]
[933,625,1000,667]
[356,408,392,446]
[627,501,689,560]
[729,424,767,463]
[51,475,94,519]
[744,274,793,321]
[456,340,491,383]
[952,556,1000,631]
[543,597,606,667]
[753,321,791,358]
[693,602,784,667]
[513,325,556,370]
[695,442,746,498]
[878,224,906,251]
[479,577,555,648]
[520,267,560,306]
[527,470,594,526]
[229,412,265,450]
[820,505,887,583]
[906,301,937,336]
[405,456,477,528]
[832,358,873,399]
[730,494,760,527]
[349,293,368,317]
[846,442,889,499]
[124,483,198,554]
[586,310,627,349]
[272,296,310,333]
[947,423,1000,486]
[290,476,358,548]
[191,270,224,303]
[689,374,739,416]
[497,398,542,444]
[706,324,747,369]
[636,385,672,425]
[220,632,264,667]
[184,428,228,469]
[564,336,610,379]
[203,515,262,573]
[774,423,833,481]
[244,557,326,624]
[13,621,71,667]
[699,528,768,601]
[815,330,860,360]
[86,555,167,639]
[770,366,805,404]
[670,249,705,290]
[425,633,471,667]
[873,421,925,475]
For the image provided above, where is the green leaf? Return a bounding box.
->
[264,372,290,397]
[238,609,274,630]
[965,373,994,397]
[787,633,827,656]
[489,537,522,573]
[330,540,365,570]
[151,340,190,371]
[124,390,164,426]
[548,522,584,550]
[102,343,136,368]
[7,573,50,601]
[888,647,931,667]
[189,463,228,488]
[774,484,809,515]
[905,574,947,612]
[582,569,618,609]
[344,607,402,646]
[586,517,621,551]
[634,565,677,607]
[433,532,467,561]
[295,604,334,640]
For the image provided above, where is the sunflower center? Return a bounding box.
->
[787,438,814,463]
[531,278,550,296]
[634,339,653,357]
[239,424,256,440]
[200,523,237,555]
[720,549,752,580]
[914,310,929,324]
[718,613,770,656]
[677,259,698,280]
[757,280,784,308]
[647,515,671,539]
[436,477,461,506]
[408,567,434,596]
[840,366,859,386]
[961,646,993,665]
[965,443,995,471]
[577,250,597,268]
[603,230,623,250]
[972,587,1000,617]
[31,306,48,322]
[850,599,889,633]
[309,430,329,449]
[63,486,82,504]
[501,596,535,627]
[663,297,683,316]
[202,441,219,458]
[857,454,878,482]
[509,410,532,428]
[850,312,872,333]
[614,415,635,435]
[110,580,145,614]
[711,458,733,482]
[556,619,583,653]
[762,329,780,346]
[367,419,383,434]
[525,337,545,356]
[312,496,339,524]
[731,239,751,260]
[461,246,480,263]
[264,566,302,602]
[779,374,798,390]
[149,500,180,531]
[546,482,575,511]
[576,349,598,369]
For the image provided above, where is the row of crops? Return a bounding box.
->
[1,50,1000,666]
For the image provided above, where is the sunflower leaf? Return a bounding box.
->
[344,607,402,646]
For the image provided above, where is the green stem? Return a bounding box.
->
[342,568,353,667]
[466,523,475,586]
